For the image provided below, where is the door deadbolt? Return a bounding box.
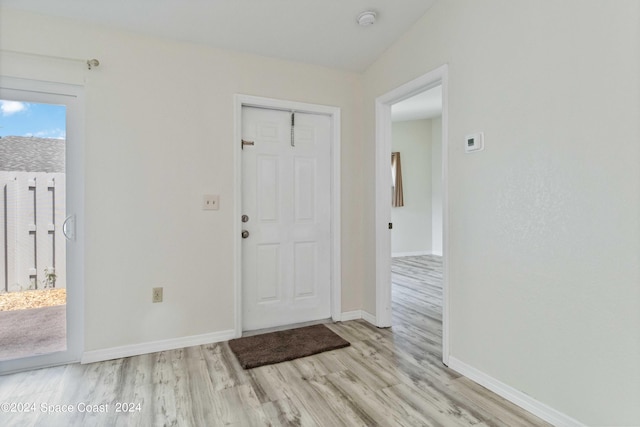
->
[241,215,249,223]
[241,230,250,239]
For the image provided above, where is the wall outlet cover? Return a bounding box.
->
[152,287,163,303]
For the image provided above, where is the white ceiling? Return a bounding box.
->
[392,85,442,122]
[0,0,437,72]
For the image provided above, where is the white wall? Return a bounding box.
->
[391,119,432,256]
[431,117,442,256]
[0,8,364,352]
[362,1,640,425]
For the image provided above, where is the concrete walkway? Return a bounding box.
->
[0,305,66,361]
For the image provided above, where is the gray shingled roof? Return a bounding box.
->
[0,136,65,173]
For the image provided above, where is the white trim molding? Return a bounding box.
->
[448,358,585,427]
[340,310,377,325]
[374,65,450,365]
[340,311,363,322]
[81,330,236,364]
[391,251,432,258]
[361,311,377,325]
[233,94,342,337]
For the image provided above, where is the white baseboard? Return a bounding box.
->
[340,310,363,321]
[81,329,236,364]
[340,310,378,326]
[361,311,377,325]
[392,251,431,258]
[448,357,584,427]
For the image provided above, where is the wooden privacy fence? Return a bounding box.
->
[1,171,66,293]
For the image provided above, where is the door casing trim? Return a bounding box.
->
[374,64,450,365]
[233,94,341,337]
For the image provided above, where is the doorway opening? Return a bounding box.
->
[390,86,443,259]
[233,95,342,337]
[374,65,449,365]
[0,78,84,375]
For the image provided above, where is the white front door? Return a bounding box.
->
[241,106,331,331]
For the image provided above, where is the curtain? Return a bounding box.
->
[391,152,404,207]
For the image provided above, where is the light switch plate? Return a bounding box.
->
[203,194,220,210]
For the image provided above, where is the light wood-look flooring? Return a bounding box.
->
[0,255,550,426]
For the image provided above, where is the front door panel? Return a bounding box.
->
[241,107,331,331]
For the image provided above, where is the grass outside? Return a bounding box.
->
[0,288,66,311]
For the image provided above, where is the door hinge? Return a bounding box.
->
[388,222,393,229]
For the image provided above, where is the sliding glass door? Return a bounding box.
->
[0,79,84,374]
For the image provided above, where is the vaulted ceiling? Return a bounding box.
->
[0,0,437,72]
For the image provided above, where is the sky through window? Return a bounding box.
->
[0,100,66,139]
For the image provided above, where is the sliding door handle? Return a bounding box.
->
[62,215,76,241]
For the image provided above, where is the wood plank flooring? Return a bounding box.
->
[0,255,550,426]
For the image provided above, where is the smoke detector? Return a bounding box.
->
[357,11,377,26]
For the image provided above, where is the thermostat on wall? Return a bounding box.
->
[465,132,484,153]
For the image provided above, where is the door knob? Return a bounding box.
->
[241,215,249,223]
[241,230,250,239]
